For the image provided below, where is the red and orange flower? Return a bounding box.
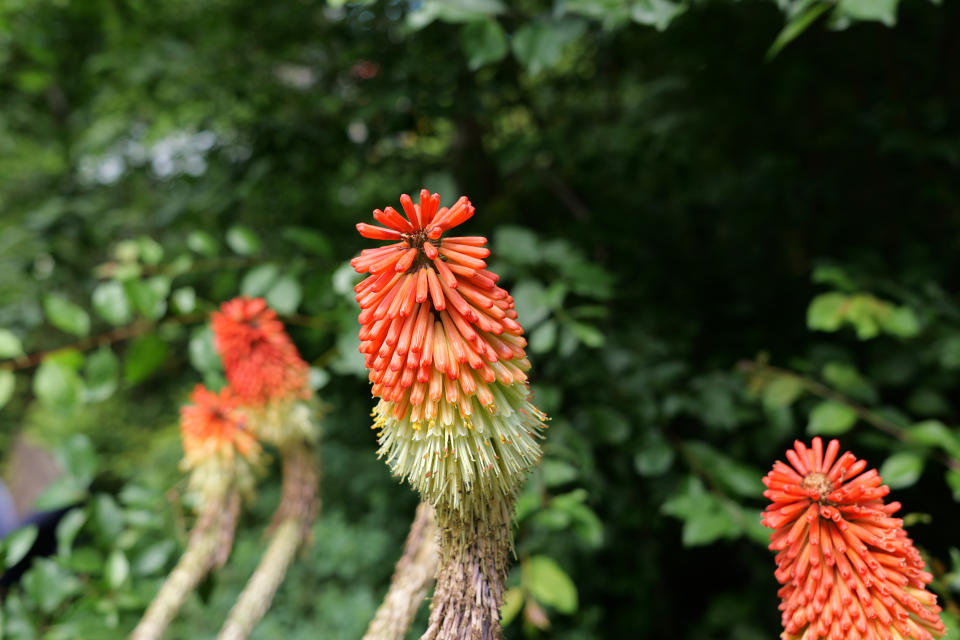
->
[762,438,945,640]
[352,191,545,511]
[211,296,309,406]
[180,384,259,468]
[352,190,530,426]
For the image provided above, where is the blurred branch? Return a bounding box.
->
[362,502,439,640]
[739,360,960,473]
[0,313,204,372]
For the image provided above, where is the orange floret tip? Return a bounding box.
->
[762,437,946,640]
[211,296,309,405]
[353,190,529,421]
[180,384,259,464]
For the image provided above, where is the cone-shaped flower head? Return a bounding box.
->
[212,297,315,446]
[352,190,545,513]
[762,438,946,640]
[180,384,260,498]
[211,296,310,406]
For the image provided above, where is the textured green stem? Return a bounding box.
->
[420,499,513,640]
[131,492,238,640]
[363,502,439,640]
[217,445,318,640]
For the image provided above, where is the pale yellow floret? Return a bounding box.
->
[372,380,546,516]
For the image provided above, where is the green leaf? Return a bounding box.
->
[241,263,280,297]
[189,325,222,374]
[634,429,674,476]
[92,281,133,326]
[807,292,847,332]
[525,556,578,614]
[762,376,804,409]
[124,335,168,384]
[881,306,920,338]
[0,370,15,409]
[661,476,741,546]
[56,434,98,484]
[542,459,578,486]
[461,20,508,70]
[43,294,91,337]
[22,558,81,614]
[880,452,925,489]
[684,441,763,498]
[821,362,877,403]
[281,226,332,257]
[906,420,960,459]
[133,540,176,576]
[84,347,119,402]
[33,359,84,410]
[807,401,857,435]
[512,280,550,327]
[94,494,125,540]
[494,226,538,263]
[226,225,262,255]
[123,277,170,320]
[512,18,587,74]
[501,586,525,625]
[171,286,197,313]
[106,549,130,589]
[4,525,38,568]
[631,0,687,31]
[187,230,219,256]
[837,0,898,26]
[408,0,505,28]
[567,321,604,348]
[767,2,831,59]
[0,328,24,358]
[947,469,960,502]
[55,509,87,559]
[530,320,557,353]
[266,275,302,314]
[136,235,164,265]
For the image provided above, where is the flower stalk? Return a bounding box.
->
[363,502,439,640]
[133,386,257,640]
[211,297,322,639]
[218,445,319,640]
[352,191,547,640]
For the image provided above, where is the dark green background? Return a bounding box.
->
[1,0,959,637]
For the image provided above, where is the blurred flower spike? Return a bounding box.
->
[352,190,545,512]
[212,296,315,446]
[212,296,310,405]
[762,437,946,640]
[180,384,259,472]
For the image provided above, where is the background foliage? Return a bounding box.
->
[2,0,960,637]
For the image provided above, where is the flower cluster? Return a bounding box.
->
[179,383,261,499]
[352,191,545,511]
[212,296,315,446]
[211,296,310,406]
[762,438,945,640]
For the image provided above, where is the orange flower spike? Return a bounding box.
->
[211,297,309,406]
[180,384,259,466]
[762,438,946,640]
[353,189,546,520]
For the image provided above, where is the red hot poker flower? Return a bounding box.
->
[180,384,259,466]
[211,297,309,406]
[351,190,530,426]
[762,438,945,640]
